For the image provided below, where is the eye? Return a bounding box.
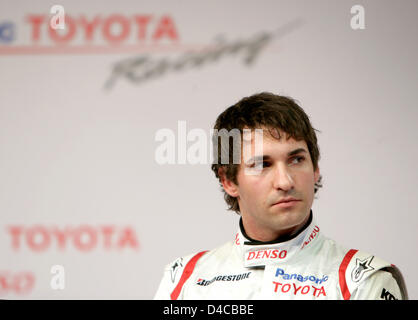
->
[290,156,305,165]
[249,161,270,168]
[261,161,270,168]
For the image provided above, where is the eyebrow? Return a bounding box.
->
[245,148,308,164]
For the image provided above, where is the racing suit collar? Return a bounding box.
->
[239,212,313,245]
[236,210,322,267]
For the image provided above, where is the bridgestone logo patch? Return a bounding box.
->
[196,272,251,286]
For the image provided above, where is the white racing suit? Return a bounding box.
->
[154,212,407,300]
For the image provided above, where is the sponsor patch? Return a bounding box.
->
[275,267,328,285]
[351,255,374,282]
[381,288,398,300]
[170,257,183,283]
[196,272,251,286]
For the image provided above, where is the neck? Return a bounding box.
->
[240,211,312,244]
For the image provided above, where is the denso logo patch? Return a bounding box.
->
[301,225,320,249]
[246,249,287,261]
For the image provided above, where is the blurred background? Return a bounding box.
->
[0,0,417,299]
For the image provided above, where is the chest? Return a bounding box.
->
[182,259,343,300]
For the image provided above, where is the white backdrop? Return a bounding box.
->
[0,0,417,299]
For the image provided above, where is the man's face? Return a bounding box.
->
[222,129,320,241]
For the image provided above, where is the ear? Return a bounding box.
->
[218,167,240,198]
[314,165,320,183]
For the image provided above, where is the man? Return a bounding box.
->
[154,92,407,300]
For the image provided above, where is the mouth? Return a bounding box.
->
[272,198,301,208]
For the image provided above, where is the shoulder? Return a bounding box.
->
[166,240,234,277]
[154,241,234,300]
[336,247,408,300]
[153,250,207,300]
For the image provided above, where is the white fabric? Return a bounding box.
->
[154,213,406,300]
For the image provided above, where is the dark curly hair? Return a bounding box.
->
[211,92,323,214]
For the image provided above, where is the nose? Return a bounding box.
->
[272,164,295,191]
